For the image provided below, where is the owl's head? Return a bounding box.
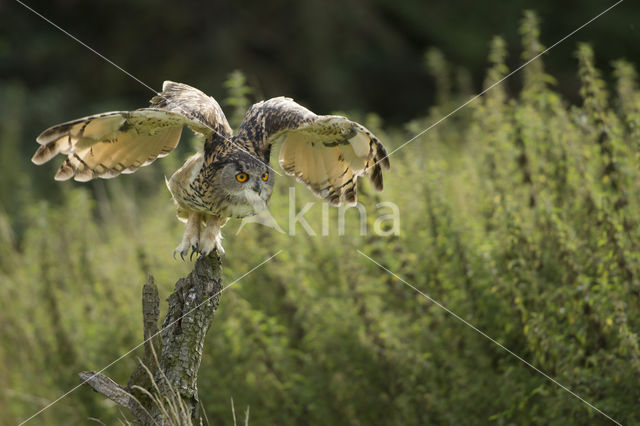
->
[216,152,275,214]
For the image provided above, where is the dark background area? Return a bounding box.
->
[2,0,638,125]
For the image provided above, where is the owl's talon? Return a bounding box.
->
[189,242,201,261]
[216,242,225,258]
[172,248,187,261]
[214,247,226,260]
[173,213,202,261]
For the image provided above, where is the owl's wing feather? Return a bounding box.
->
[148,81,232,139]
[34,109,186,181]
[33,81,232,182]
[237,97,390,205]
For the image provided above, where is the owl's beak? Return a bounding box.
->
[253,180,262,195]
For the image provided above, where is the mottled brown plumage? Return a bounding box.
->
[33,81,390,257]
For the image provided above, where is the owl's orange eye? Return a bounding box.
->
[261,172,269,181]
[236,172,248,183]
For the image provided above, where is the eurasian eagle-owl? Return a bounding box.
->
[32,81,390,258]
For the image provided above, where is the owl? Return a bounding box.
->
[32,81,390,258]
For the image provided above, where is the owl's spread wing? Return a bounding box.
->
[237,97,390,205]
[33,81,232,182]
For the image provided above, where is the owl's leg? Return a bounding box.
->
[173,212,201,260]
[199,215,229,257]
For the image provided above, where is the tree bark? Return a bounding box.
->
[79,253,223,425]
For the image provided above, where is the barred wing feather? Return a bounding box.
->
[238,97,390,206]
[32,81,232,182]
[33,109,186,181]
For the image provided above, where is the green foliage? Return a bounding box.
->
[224,70,254,129]
[425,48,451,106]
[1,11,640,425]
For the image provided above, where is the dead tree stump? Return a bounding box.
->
[79,253,223,424]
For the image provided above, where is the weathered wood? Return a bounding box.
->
[125,274,163,419]
[79,371,141,412]
[80,253,223,425]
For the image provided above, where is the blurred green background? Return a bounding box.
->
[2,1,640,425]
